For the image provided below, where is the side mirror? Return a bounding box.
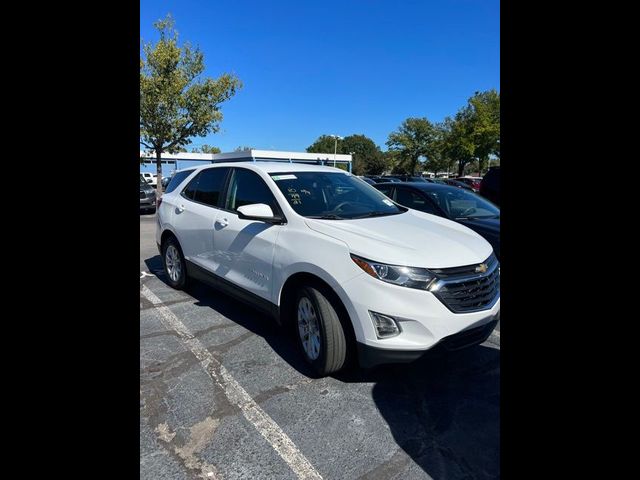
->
[236,203,284,224]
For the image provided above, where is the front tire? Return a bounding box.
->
[162,237,187,290]
[295,286,347,376]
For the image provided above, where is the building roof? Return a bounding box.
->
[140,148,352,164]
[181,161,349,175]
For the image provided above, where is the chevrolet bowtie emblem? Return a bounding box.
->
[475,263,488,273]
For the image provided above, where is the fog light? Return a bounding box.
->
[369,311,401,339]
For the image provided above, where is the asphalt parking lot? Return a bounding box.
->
[140,212,500,479]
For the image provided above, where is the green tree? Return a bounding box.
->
[386,118,439,174]
[342,135,384,175]
[307,134,384,175]
[306,135,339,154]
[444,90,500,176]
[192,144,221,154]
[425,119,457,177]
[467,89,500,174]
[441,114,476,177]
[382,150,400,174]
[140,14,242,194]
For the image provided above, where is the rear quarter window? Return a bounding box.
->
[165,170,195,193]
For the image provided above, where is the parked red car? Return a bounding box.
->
[454,177,482,192]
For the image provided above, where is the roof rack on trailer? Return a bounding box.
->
[139,149,353,172]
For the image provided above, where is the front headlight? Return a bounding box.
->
[351,254,436,290]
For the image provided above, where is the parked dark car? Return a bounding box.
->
[382,175,434,183]
[454,177,482,192]
[443,178,475,191]
[363,175,383,183]
[140,175,157,213]
[375,182,500,259]
[358,176,377,185]
[480,166,500,206]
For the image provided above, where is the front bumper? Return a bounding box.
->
[140,196,156,209]
[339,270,500,366]
[357,315,499,368]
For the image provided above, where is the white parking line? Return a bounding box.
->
[487,329,500,347]
[140,284,323,480]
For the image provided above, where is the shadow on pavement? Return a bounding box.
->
[145,254,500,479]
[344,347,500,479]
[145,254,317,378]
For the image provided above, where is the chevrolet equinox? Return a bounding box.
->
[156,162,500,376]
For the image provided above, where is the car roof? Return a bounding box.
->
[374,181,463,192]
[176,161,348,175]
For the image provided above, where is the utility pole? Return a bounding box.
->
[330,135,343,167]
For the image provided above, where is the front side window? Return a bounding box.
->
[270,172,406,219]
[226,168,279,213]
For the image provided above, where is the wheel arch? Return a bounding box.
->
[279,271,358,362]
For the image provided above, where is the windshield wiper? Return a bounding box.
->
[350,210,402,219]
[455,214,500,220]
[307,214,346,220]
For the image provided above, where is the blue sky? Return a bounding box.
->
[140,0,499,172]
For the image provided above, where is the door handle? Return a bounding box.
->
[217,217,229,227]
[177,204,185,213]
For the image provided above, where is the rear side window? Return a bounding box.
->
[165,170,195,194]
[225,168,278,213]
[194,167,230,207]
[376,185,394,198]
[396,188,439,214]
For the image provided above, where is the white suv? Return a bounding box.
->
[156,162,500,375]
[141,172,158,187]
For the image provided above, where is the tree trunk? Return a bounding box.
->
[458,161,464,177]
[155,150,163,197]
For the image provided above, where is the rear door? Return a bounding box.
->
[171,167,230,272]
[212,167,283,302]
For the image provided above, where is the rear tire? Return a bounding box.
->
[162,236,188,290]
[295,286,347,376]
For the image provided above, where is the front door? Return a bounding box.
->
[212,167,283,303]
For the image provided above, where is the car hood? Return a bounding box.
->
[457,217,500,260]
[304,210,493,268]
[457,217,500,235]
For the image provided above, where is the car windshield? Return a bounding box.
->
[270,171,406,219]
[424,188,499,219]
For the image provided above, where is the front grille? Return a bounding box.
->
[430,253,498,278]
[140,190,146,199]
[430,254,500,313]
[438,318,498,351]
